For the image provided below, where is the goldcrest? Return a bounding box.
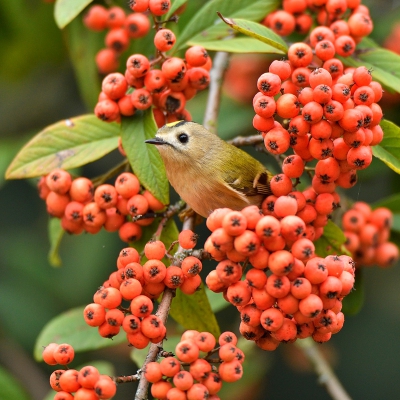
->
[146,121,272,217]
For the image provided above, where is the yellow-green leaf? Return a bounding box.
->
[188,36,285,54]
[55,0,93,29]
[217,14,288,53]
[372,120,400,175]
[0,366,30,400]
[372,193,400,213]
[314,220,350,257]
[64,15,104,109]
[341,38,400,93]
[170,283,220,339]
[48,218,64,268]
[34,306,126,361]
[175,0,279,50]
[121,111,169,205]
[6,114,120,179]
[165,0,187,19]
[342,268,364,315]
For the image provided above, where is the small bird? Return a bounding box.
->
[145,121,272,217]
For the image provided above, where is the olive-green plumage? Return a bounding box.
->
[145,121,273,217]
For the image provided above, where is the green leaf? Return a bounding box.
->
[169,283,220,338]
[341,39,400,93]
[217,15,288,53]
[55,0,93,29]
[6,114,120,180]
[371,120,400,174]
[48,218,65,267]
[64,16,104,109]
[34,306,126,361]
[175,0,279,50]
[121,111,169,205]
[165,0,187,19]
[188,36,285,54]
[43,360,115,400]
[342,268,364,315]
[0,365,30,400]
[392,214,400,233]
[205,288,230,313]
[371,193,400,212]
[314,220,350,257]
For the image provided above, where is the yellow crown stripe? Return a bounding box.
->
[165,120,185,128]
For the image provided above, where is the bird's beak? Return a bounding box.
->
[145,137,166,145]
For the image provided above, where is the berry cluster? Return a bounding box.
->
[95,43,211,125]
[204,206,353,348]
[84,1,170,74]
[83,238,203,347]
[43,344,117,400]
[342,201,399,267]
[38,169,165,243]
[144,330,244,400]
[264,0,372,47]
[253,59,383,193]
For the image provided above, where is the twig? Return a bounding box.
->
[295,338,352,400]
[136,46,227,398]
[91,159,130,187]
[203,51,230,134]
[152,200,187,240]
[135,216,196,400]
[227,134,264,147]
[115,374,140,384]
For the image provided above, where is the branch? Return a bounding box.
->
[136,49,226,399]
[227,134,263,147]
[135,216,196,400]
[203,51,230,134]
[295,338,352,400]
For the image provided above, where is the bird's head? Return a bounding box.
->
[145,120,214,165]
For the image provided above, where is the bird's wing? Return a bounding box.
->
[228,170,272,197]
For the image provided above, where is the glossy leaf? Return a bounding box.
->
[48,218,64,268]
[169,283,220,338]
[372,120,400,174]
[371,193,400,213]
[188,36,285,53]
[392,214,400,233]
[64,16,104,109]
[165,0,187,19]
[175,0,279,50]
[55,0,93,29]
[121,111,169,205]
[217,15,287,53]
[34,306,126,361]
[0,366,30,400]
[6,114,120,179]
[314,220,350,257]
[206,288,230,313]
[341,38,400,93]
[342,268,364,315]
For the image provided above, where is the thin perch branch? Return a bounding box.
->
[203,51,230,134]
[134,216,196,400]
[136,49,227,399]
[227,134,263,147]
[295,338,352,400]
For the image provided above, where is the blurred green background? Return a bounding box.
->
[1,0,400,399]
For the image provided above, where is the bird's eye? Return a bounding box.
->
[178,133,189,144]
